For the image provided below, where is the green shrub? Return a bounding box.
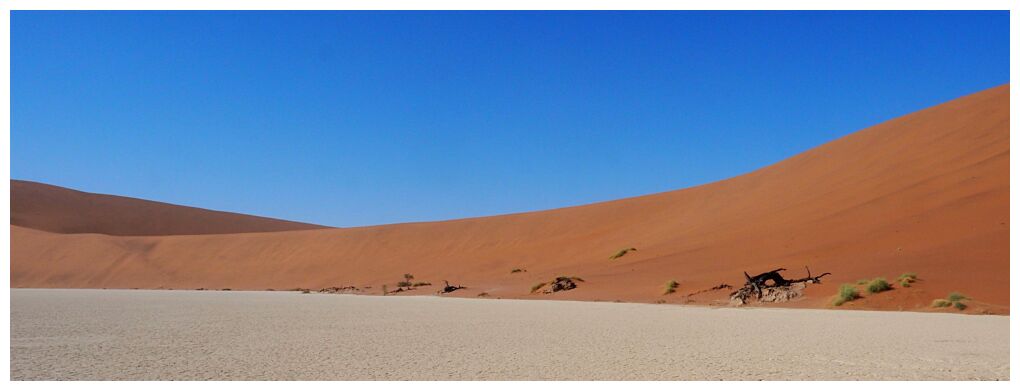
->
[896,273,917,288]
[663,280,679,295]
[947,292,968,302]
[867,278,892,294]
[833,284,861,306]
[933,292,970,310]
[609,247,637,260]
[530,282,547,293]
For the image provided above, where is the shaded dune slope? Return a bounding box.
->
[11,180,328,235]
[11,85,1009,312]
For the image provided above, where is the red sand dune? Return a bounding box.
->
[11,180,328,235]
[10,85,1009,313]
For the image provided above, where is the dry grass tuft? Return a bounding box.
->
[867,278,892,294]
[663,280,679,295]
[609,247,637,260]
[530,282,547,293]
[833,284,861,306]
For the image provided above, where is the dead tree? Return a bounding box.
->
[731,266,831,305]
[439,280,465,294]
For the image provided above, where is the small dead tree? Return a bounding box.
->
[439,280,465,294]
[730,266,831,305]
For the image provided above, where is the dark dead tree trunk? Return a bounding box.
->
[731,266,831,305]
[440,280,465,294]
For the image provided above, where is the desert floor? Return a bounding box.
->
[10,289,1009,380]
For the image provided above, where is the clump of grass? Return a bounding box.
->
[557,276,585,282]
[530,282,547,293]
[663,280,679,295]
[947,292,969,311]
[381,284,388,296]
[412,282,432,287]
[947,292,968,302]
[477,292,490,297]
[896,273,917,287]
[510,268,525,274]
[933,292,970,310]
[609,247,637,260]
[396,281,412,288]
[867,278,892,294]
[856,279,869,285]
[832,284,861,306]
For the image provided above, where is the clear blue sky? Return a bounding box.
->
[11,11,1009,227]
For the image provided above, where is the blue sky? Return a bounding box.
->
[11,11,1009,227]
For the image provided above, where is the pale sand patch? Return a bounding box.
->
[10,289,1008,380]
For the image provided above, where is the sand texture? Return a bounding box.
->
[10,289,1008,380]
[10,85,1010,313]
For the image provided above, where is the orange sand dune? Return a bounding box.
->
[10,85,1009,313]
[11,180,328,235]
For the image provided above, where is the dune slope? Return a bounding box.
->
[10,85,1009,312]
[11,180,328,235]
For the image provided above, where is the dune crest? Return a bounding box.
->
[11,180,328,235]
[10,85,1009,313]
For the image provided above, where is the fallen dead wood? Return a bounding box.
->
[730,266,831,305]
[439,280,466,294]
[683,283,734,299]
[531,276,585,294]
[318,286,360,294]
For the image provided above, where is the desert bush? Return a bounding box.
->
[396,281,412,288]
[477,292,490,297]
[412,282,431,287]
[663,280,679,295]
[382,285,388,296]
[530,282,547,293]
[933,292,969,310]
[896,273,917,287]
[558,275,585,282]
[947,292,968,302]
[510,268,524,273]
[833,284,861,306]
[609,247,637,260]
[867,278,892,294]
